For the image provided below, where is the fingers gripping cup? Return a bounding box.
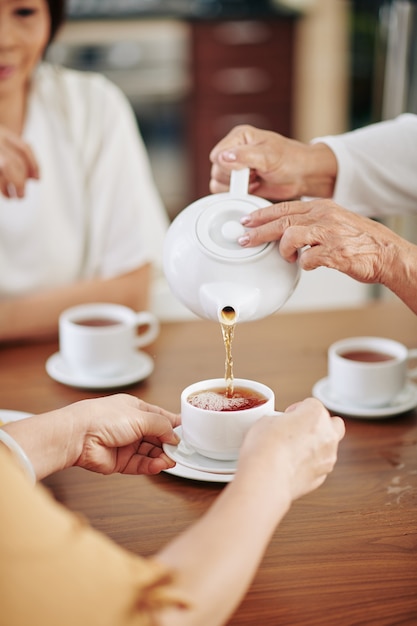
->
[181,378,280,461]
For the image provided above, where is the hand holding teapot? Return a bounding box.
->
[163,168,300,324]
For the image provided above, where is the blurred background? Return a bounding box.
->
[46,0,417,316]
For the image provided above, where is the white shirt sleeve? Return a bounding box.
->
[312,113,417,217]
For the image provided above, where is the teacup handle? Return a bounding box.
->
[230,168,250,197]
[133,312,160,349]
[406,348,417,378]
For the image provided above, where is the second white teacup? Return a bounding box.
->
[180,377,280,461]
[59,303,159,378]
[328,336,417,408]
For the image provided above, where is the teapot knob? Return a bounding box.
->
[221,220,246,242]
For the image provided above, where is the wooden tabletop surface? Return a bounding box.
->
[1,300,416,625]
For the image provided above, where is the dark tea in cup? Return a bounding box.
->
[74,317,122,328]
[74,317,122,327]
[187,386,268,412]
[340,349,395,363]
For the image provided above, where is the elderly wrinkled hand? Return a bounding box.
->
[237,199,407,286]
[209,124,337,200]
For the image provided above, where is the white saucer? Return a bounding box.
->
[0,409,32,425]
[163,426,237,475]
[45,351,154,390]
[163,463,233,483]
[312,377,417,419]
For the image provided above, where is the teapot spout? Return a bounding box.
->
[199,282,261,324]
[219,306,237,326]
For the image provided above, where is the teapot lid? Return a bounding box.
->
[196,199,270,260]
[196,169,271,261]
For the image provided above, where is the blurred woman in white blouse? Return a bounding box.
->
[0,0,168,342]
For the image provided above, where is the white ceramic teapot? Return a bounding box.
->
[163,168,300,324]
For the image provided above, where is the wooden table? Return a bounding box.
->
[1,301,416,625]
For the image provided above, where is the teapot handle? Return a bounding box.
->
[230,168,250,197]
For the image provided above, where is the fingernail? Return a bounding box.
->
[221,150,237,162]
[238,235,250,246]
[6,183,17,198]
[240,215,250,225]
[285,403,298,413]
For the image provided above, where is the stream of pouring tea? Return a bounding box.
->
[221,307,236,397]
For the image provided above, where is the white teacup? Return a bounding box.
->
[180,377,280,461]
[328,336,417,408]
[59,303,159,378]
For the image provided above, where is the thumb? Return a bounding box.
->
[217,144,265,171]
[138,412,180,445]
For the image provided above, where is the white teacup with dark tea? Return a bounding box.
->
[181,378,280,461]
[328,336,417,408]
[59,303,159,378]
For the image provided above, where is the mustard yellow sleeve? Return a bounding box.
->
[0,444,189,626]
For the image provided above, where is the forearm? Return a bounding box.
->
[155,470,291,626]
[0,264,151,343]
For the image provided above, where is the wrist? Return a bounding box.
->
[301,142,337,198]
[380,237,417,314]
[234,456,293,519]
[1,407,82,480]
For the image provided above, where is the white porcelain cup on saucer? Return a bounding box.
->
[180,377,280,461]
[328,336,417,408]
[59,303,159,378]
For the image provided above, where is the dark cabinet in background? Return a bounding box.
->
[48,15,296,216]
[187,18,296,200]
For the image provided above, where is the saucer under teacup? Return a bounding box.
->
[163,426,237,474]
[163,463,233,483]
[312,377,417,418]
[45,351,154,390]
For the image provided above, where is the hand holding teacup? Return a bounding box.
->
[238,397,345,500]
[165,377,345,491]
